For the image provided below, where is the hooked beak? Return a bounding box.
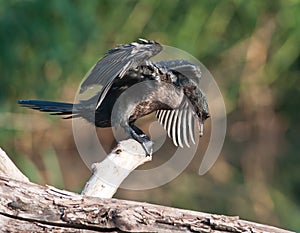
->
[199,122,204,137]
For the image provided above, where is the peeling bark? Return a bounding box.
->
[0,175,294,233]
[0,145,295,232]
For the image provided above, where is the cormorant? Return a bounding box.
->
[18,39,209,155]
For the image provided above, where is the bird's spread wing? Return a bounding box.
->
[155,60,202,147]
[156,101,196,148]
[155,60,202,84]
[79,39,163,107]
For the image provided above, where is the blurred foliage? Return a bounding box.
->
[0,0,299,231]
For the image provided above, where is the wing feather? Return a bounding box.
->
[171,110,179,147]
[176,109,184,148]
[80,39,163,108]
[155,101,196,148]
[166,110,175,140]
[155,60,201,84]
[188,108,196,144]
[181,106,190,147]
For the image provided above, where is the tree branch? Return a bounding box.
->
[0,147,29,182]
[0,175,294,233]
[81,139,152,198]
[0,146,295,232]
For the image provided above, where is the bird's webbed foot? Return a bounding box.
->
[127,124,153,156]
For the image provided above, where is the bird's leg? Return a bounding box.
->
[125,124,153,156]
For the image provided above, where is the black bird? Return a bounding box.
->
[18,39,209,155]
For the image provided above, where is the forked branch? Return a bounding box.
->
[0,144,295,233]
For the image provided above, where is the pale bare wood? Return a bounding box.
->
[0,146,295,232]
[0,147,29,182]
[0,175,294,233]
[82,139,152,198]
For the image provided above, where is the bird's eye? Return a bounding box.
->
[203,112,210,120]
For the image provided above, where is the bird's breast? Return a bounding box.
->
[128,82,184,122]
[110,79,184,125]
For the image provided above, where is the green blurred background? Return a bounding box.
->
[0,0,299,231]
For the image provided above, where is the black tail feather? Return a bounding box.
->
[18,100,75,117]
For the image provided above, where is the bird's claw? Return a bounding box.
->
[128,125,153,156]
[141,139,154,156]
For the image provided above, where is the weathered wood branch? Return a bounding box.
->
[82,139,152,198]
[0,175,294,233]
[0,146,295,232]
[0,147,29,182]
